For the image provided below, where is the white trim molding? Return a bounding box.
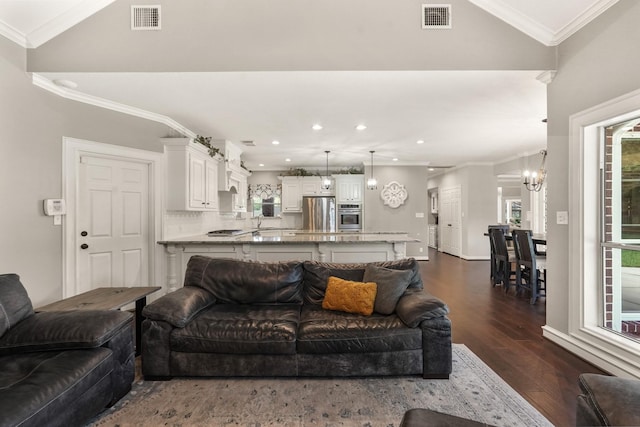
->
[62,137,165,299]
[468,0,619,46]
[0,0,116,48]
[562,87,640,379]
[32,74,196,138]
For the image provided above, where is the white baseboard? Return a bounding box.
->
[461,255,490,261]
[542,325,640,379]
[413,256,429,261]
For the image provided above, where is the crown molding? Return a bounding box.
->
[468,0,554,45]
[1,0,116,48]
[468,0,619,47]
[0,20,27,47]
[552,0,620,45]
[32,73,196,138]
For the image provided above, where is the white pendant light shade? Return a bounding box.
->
[322,150,331,190]
[367,150,377,190]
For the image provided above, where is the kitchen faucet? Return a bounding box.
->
[257,214,264,229]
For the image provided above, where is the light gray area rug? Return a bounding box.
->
[88,344,552,426]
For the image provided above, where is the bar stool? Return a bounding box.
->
[512,229,546,304]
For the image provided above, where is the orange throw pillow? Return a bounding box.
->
[322,276,377,316]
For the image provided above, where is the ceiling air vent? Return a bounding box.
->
[422,4,451,29]
[241,141,256,147]
[131,5,161,31]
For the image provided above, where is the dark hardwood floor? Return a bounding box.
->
[419,248,606,427]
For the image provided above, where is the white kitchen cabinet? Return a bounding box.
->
[430,192,438,214]
[301,176,333,196]
[428,225,438,248]
[281,177,303,212]
[335,175,364,203]
[164,138,221,211]
[281,176,333,212]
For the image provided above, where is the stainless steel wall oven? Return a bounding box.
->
[337,203,362,231]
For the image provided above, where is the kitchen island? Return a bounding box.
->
[158,230,419,291]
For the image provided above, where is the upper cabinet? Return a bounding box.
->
[280,176,334,213]
[335,175,364,204]
[430,191,438,214]
[164,138,222,211]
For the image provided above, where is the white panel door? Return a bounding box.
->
[439,186,461,257]
[77,156,150,293]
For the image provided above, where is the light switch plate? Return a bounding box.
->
[415,212,424,218]
[557,211,569,225]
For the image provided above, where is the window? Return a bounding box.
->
[249,183,281,217]
[603,122,640,339]
[561,88,640,378]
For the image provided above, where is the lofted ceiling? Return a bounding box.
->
[0,1,618,171]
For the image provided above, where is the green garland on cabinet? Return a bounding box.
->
[194,135,223,158]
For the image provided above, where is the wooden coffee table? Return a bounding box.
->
[37,286,161,356]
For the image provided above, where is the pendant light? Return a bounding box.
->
[523,149,547,192]
[367,150,377,190]
[322,150,331,190]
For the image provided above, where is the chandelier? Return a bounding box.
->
[523,149,547,192]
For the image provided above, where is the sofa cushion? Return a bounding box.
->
[363,264,413,315]
[0,348,113,427]
[297,305,422,354]
[303,258,423,305]
[0,310,133,355]
[171,304,301,355]
[322,277,377,316]
[184,256,304,304]
[396,289,449,328]
[0,274,34,337]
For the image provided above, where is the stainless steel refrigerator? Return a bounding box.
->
[302,196,336,232]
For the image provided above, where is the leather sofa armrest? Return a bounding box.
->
[577,373,640,426]
[396,289,449,328]
[0,310,132,355]
[142,286,216,328]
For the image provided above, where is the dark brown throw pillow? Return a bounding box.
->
[363,264,412,315]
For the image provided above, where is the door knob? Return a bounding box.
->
[81,231,88,236]
[80,243,89,250]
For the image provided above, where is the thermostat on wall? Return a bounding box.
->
[43,199,66,216]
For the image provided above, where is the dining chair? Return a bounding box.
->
[489,227,517,291]
[512,229,546,304]
[488,225,510,284]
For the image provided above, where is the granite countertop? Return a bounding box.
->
[158,230,419,245]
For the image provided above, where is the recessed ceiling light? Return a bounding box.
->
[312,124,323,130]
[285,158,291,162]
[392,158,398,162]
[53,79,78,89]
[259,163,265,167]
[356,124,367,131]
[272,140,280,145]
[417,140,425,144]
[428,167,435,171]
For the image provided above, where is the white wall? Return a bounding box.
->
[0,37,169,306]
[427,164,496,259]
[26,0,554,73]
[546,0,640,335]
[363,166,430,258]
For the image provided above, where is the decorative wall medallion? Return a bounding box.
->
[381,181,408,208]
